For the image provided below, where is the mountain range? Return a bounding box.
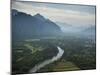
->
[12,9,62,41]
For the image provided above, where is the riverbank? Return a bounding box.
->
[29,46,64,73]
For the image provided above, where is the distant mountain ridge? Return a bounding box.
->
[12,9,62,41]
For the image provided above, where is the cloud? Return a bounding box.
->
[12,1,95,26]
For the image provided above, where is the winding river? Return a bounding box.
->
[29,46,64,73]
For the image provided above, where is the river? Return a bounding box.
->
[29,46,64,73]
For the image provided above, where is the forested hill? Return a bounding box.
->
[12,9,62,41]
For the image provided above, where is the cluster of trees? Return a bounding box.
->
[12,41,58,74]
[12,36,96,74]
[59,37,96,70]
[37,37,96,72]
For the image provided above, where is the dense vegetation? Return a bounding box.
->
[12,35,96,74]
[12,41,58,74]
[36,36,96,73]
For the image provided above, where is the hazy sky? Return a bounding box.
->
[12,1,96,27]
